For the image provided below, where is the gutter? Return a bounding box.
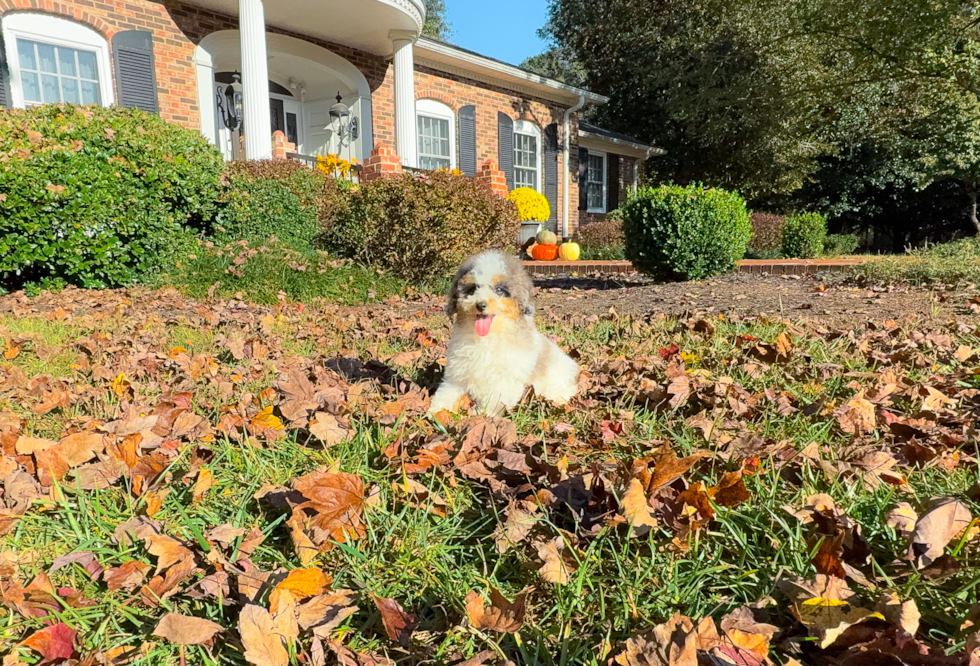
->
[562,94,586,240]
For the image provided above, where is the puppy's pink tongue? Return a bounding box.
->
[474,315,494,337]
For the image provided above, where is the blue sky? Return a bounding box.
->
[444,1,548,66]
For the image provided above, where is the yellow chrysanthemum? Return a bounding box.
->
[506,187,550,222]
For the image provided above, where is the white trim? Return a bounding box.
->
[415,98,455,170]
[586,150,607,214]
[1,13,113,108]
[513,120,543,192]
[415,38,608,106]
[578,129,665,158]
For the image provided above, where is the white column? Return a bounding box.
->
[390,30,418,168]
[240,0,272,159]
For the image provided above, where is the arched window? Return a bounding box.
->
[1,13,113,108]
[513,120,542,191]
[416,98,455,170]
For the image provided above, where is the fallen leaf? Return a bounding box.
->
[21,623,76,663]
[909,498,974,567]
[104,560,150,591]
[835,391,876,435]
[536,537,576,585]
[465,587,528,633]
[309,412,349,447]
[192,467,214,502]
[620,478,659,537]
[875,592,920,636]
[779,575,882,648]
[153,612,222,646]
[613,613,698,666]
[293,470,366,548]
[270,567,332,613]
[371,594,418,645]
[239,604,289,666]
[49,551,103,581]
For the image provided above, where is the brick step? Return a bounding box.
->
[523,258,868,276]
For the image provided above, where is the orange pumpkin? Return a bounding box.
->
[531,243,559,261]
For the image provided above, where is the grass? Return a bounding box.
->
[1,291,979,664]
[154,238,448,305]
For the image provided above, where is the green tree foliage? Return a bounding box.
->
[520,48,587,89]
[422,0,452,41]
[543,0,980,213]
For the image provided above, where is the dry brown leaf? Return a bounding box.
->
[875,592,920,636]
[293,470,366,549]
[297,589,358,634]
[21,622,77,664]
[309,412,349,447]
[464,587,529,633]
[708,470,751,508]
[239,604,288,666]
[370,594,418,645]
[270,567,332,613]
[835,391,876,435]
[620,478,658,537]
[909,498,974,567]
[152,612,222,646]
[104,561,150,591]
[192,467,214,502]
[536,537,575,585]
[778,575,882,648]
[613,613,698,666]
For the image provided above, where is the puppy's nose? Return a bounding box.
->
[476,301,487,313]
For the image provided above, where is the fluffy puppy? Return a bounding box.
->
[429,250,580,414]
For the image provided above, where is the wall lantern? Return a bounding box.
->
[328,91,358,147]
[217,73,243,131]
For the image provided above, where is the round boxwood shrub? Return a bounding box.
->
[621,184,751,280]
[0,104,225,290]
[781,212,827,259]
[320,171,519,282]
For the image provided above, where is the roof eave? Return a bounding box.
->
[415,38,608,105]
[578,129,666,157]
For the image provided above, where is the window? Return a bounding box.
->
[16,40,101,105]
[1,14,113,109]
[587,152,607,213]
[513,120,542,191]
[416,99,456,170]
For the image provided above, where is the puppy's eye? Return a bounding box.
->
[494,284,510,297]
[460,284,477,297]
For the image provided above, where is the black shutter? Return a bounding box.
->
[497,112,514,190]
[607,154,620,213]
[0,31,10,108]
[544,123,559,233]
[111,30,159,113]
[458,104,477,177]
[578,147,589,211]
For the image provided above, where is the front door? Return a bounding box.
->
[270,96,303,152]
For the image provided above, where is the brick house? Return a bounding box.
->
[0,0,661,236]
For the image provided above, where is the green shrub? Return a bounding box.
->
[621,184,751,280]
[218,160,350,249]
[320,171,519,282]
[0,104,224,289]
[577,216,625,260]
[747,212,785,253]
[781,212,827,259]
[823,233,860,256]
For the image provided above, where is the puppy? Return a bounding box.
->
[429,250,580,415]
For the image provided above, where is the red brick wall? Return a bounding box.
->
[0,0,200,127]
[398,65,583,234]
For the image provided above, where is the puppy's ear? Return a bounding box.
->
[445,268,463,317]
[506,254,536,317]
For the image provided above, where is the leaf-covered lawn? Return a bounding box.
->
[1,286,979,666]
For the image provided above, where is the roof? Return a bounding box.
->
[579,121,665,156]
[414,38,608,106]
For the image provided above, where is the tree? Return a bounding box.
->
[520,48,586,89]
[543,0,980,205]
[422,0,452,41]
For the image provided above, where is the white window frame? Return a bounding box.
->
[1,14,114,108]
[586,150,607,214]
[513,120,543,192]
[416,98,456,170]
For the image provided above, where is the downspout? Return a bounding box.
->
[561,94,586,240]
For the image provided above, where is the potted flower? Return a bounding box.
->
[507,188,551,252]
